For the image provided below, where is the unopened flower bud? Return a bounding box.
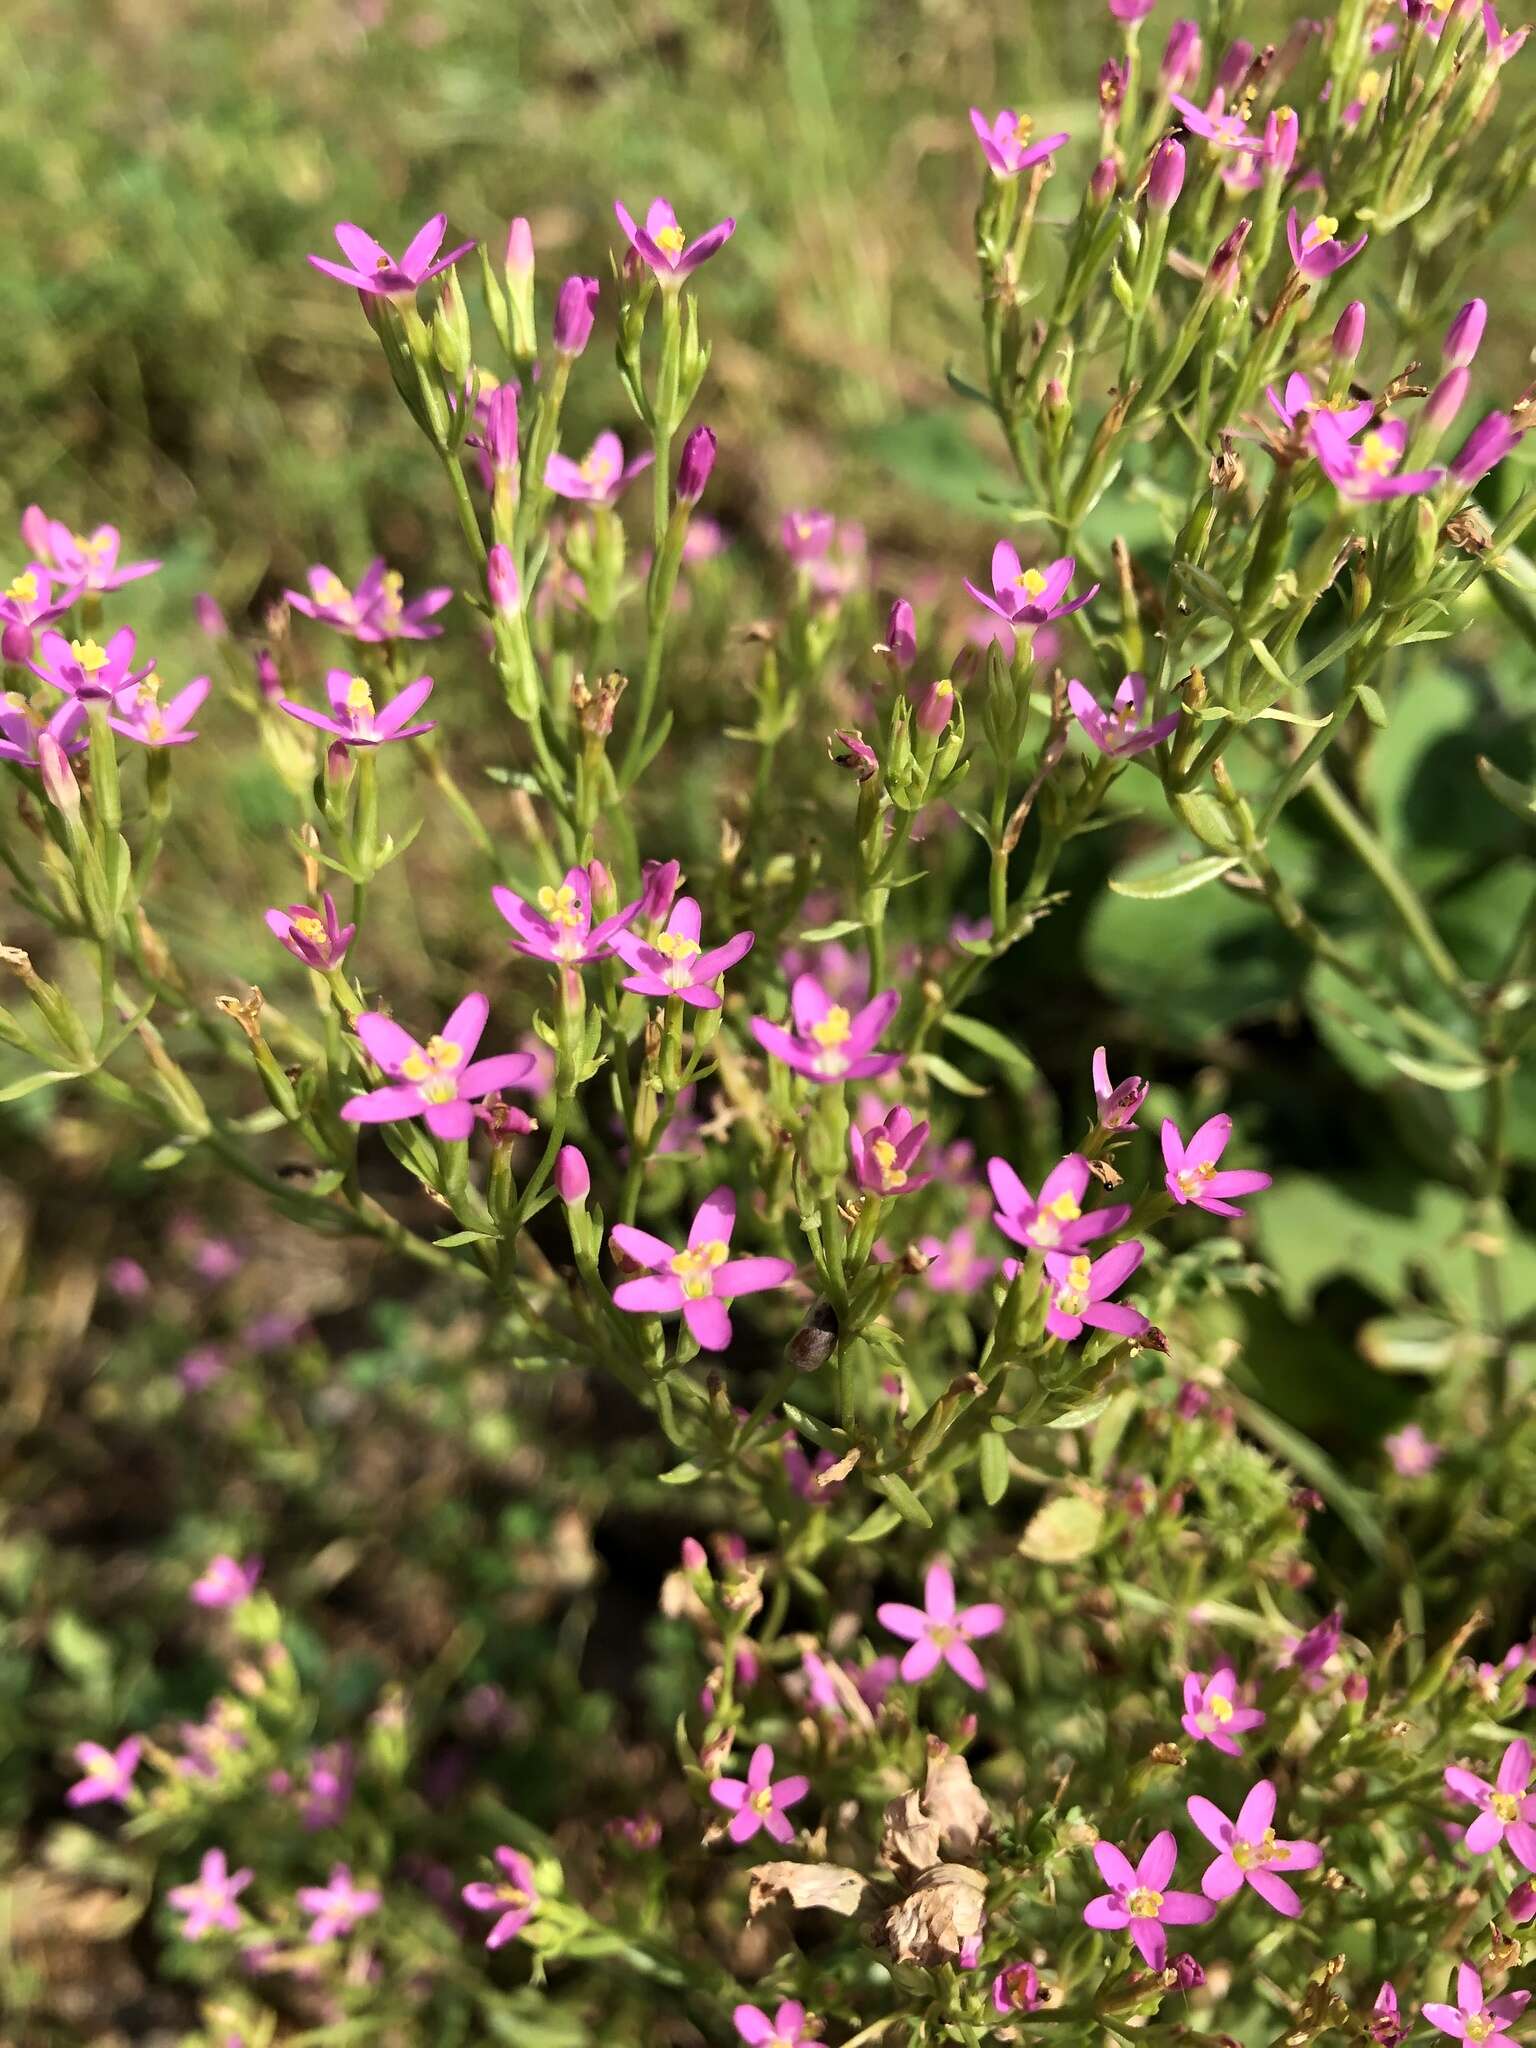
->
[1148,137,1186,211]
[555,1145,590,1205]
[504,217,536,357]
[504,216,534,285]
[639,858,681,924]
[1090,156,1120,207]
[1264,107,1299,178]
[37,731,80,816]
[1,620,32,666]
[1216,35,1254,90]
[487,542,521,616]
[787,1296,839,1373]
[680,1536,708,1574]
[1207,217,1252,296]
[1172,1954,1205,1991]
[676,425,717,507]
[195,593,227,639]
[1332,300,1366,364]
[1425,368,1469,434]
[1443,298,1487,369]
[325,740,353,789]
[913,676,956,736]
[1509,1882,1536,1925]
[1161,18,1202,88]
[553,274,599,357]
[1452,412,1520,487]
[879,597,916,670]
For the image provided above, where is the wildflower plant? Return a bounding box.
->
[7,2,1536,2044]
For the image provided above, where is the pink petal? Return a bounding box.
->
[683,1295,733,1351]
[608,1224,677,1269]
[1245,1868,1301,1916]
[1137,1831,1178,1891]
[876,1602,930,1642]
[900,1636,942,1683]
[689,1187,736,1251]
[944,1641,988,1691]
[958,1602,1006,1640]
[1236,1778,1277,1841]
[924,1560,956,1624]
[1094,1842,1138,1891]
[1083,1894,1130,1930]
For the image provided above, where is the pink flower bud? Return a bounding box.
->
[1332,300,1366,364]
[1443,297,1487,369]
[1110,0,1157,17]
[1090,156,1120,206]
[676,426,717,507]
[325,740,353,788]
[1161,18,1203,88]
[680,1537,708,1573]
[1216,35,1255,90]
[913,677,957,735]
[1207,217,1251,296]
[504,216,535,283]
[487,543,521,616]
[553,275,599,356]
[37,731,80,815]
[639,858,681,923]
[194,593,227,639]
[880,597,916,669]
[1424,367,1469,433]
[1148,137,1186,211]
[1,620,32,666]
[555,1145,590,1205]
[1452,411,1521,487]
[1510,1882,1536,1925]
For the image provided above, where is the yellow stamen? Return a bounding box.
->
[1207,1693,1235,1724]
[1126,1886,1164,1918]
[6,571,38,605]
[809,1006,852,1049]
[345,675,374,715]
[1016,567,1048,598]
[537,882,585,929]
[653,223,688,256]
[1493,1792,1522,1823]
[69,637,109,673]
[293,915,327,945]
[654,931,701,962]
[871,1136,908,1187]
[1358,430,1396,477]
[669,1240,729,1299]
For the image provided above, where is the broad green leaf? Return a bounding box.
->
[979,1430,1010,1506]
[1108,854,1239,900]
[871,1473,934,1528]
[940,1011,1039,1085]
[912,1051,989,1099]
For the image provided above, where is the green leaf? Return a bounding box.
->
[911,1052,989,1099]
[0,1069,73,1103]
[848,1502,905,1544]
[979,1430,1010,1506]
[870,1474,933,1528]
[1108,854,1239,900]
[1357,1312,1473,1375]
[1044,1395,1113,1430]
[1019,1493,1104,1563]
[795,918,865,942]
[1380,1048,1489,1091]
[1357,683,1389,728]
[940,1012,1039,1086]
[781,1405,850,1454]
[1477,754,1536,823]
[657,1461,705,1487]
[433,1228,498,1247]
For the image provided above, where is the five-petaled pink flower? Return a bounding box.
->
[1182,1666,1265,1756]
[190,1555,262,1610]
[1445,1739,1536,1866]
[989,1152,1130,1254]
[966,545,1098,649]
[278,669,435,747]
[969,108,1070,178]
[734,1999,816,2048]
[545,429,654,506]
[308,214,475,299]
[67,1736,141,1808]
[1187,1779,1323,1916]
[1170,89,1257,149]
[296,1862,381,1942]
[1083,1831,1215,1970]
[0,695,85,769]
[709,1743,809,1845]
[1286,207,1368,280]
[31,626,153,703]
[851,1104,932,1196]
[1162,1115,1271,1217]
[286,559,452,642]
[21,508,160,593]
[1043,1243,1149,1342]
[1092,1045,1147,1132]
[610,1188,796,1353]
[993,1961,1043,2014]
[877,1560,1005,1690]
[1424,1964,1531,2048]
[108,675,210,748]
[167,1848,252,1939]
[342,994,537,1141]
[463,1846,539,1948]
[1266,372,1374,438]
[612,896,754,1008]
[614,197,735,283]
[1385,1423,1442,1477]
[1308,413,1446,504]
[1069,674,1179,758]
[751,975,903,1084]
[493,864,640,966]
[267,892,355,972]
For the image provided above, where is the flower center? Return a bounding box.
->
[496,1882,529,1909]
[749,1786,776,1815]
[400,1035,464,1086]
[1303,214,1339,250]
[654,223,688,256]
[315,573,349,606]
[1205,1693,1235,1724]
[1009,113,1034,143]
[294,914,327,944]
[70,636,108,673]
[345,675,375,716]
[379,570,404,619]
[1358,431,1398,477]
[1467,2019,1495,2044]
[670,1240,729,1299]
[1493,1792,1522,1822]
[537,883,585,929]
[75,532,110,560]
[1016,567,1048,598]
[654,931,701,963]
[1233,1828,1287,1870]
[810,1005,852,1049]
[871,1136,907,1187]
[6,572,38,605]
[1175,1161,1217,1197]
[1126,1886,1164,1918]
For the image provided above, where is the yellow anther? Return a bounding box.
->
[6,571,38,605]
[1126,1886,1164,1918]
[809,1005,852,1048]
[537,883,584,929]
[345,675,374,714]
[653,223,688,256]
[69,637,109,673]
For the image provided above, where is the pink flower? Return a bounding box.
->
[1187,1779,1323,1916]
[1162,1115,1271,1216]
[1068,673,1178,759]
[1445,1740,1536,1866]
[709,1743,809,1845]
[969,108,1070,178]
[1308,413,1446,503]
[992,1961,1043,2013]
[1286,207,1368,279]
[735,2000,815,2047]
[1373,1982,1408,2048]
[614,197,735,283]
[1083,1832,1215,1970]
[462,1846,538,1947]
[964,544,1098,649]
[492,864,640,966]
[296,1863,381,1942]
[1169,88,1257,148]
[1092,1046,1147,1132]
[191,1555,262,1610]
[1483,2,1531,60]
[851,1105,932,1195]
[286,559,452,641]
[108,674,210,747]
[1265,372,1375,438]
[751,975,903,1084]
[1385,1423,1442,1476]
[307,214,474,299]
[876,1559,1005,1691]
[989,1152,1130,1253]
[0,564,81,652]
[781,508,836,562]
[277,670,435,746]
[1043,1243,1149,1342]
[612,896,754,1008]
[168,1848,253,1939]
[342,994,537,1141]
[30,625,153,703]
[20,509,159,593]
[1181,1666,1265,1755]
[610,1188,796,1353]
[0,694,86,769]
[67,1737,141,1808]
[1424,1965,1531,2048]
[918,1225,995,1294]
[266,892,355,972]
[545,429,653,506]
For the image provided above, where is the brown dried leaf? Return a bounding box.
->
[747,1862,869,1920]
[881,1741,994,1876]
[877,1863,987,1966]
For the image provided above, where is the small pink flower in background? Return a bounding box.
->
[1371,1982,1408,2048]
[109,675,211,748]
[1510,1883,1536,1926]
[168,1849,253,1939]
[1265,372,1375,438]
[709,1743,809,1845]
[21,508,160,593]
[1187,1779,1323,1916]
[1043,1243,1149,1342]
[1162,1115,1271,1216]
[105,1256,150,1300]
[1385,1422,1442,1476]
[1170,88,1256,148]
[615,196,735,283]
[267,892,355,972]
[989,1152,1130,1254]
[308,214,474,298]
[493,864,640,966]
[1424,1965,1531,2048]
[68,1737,141,1808]
[1445,1739,1536,1865]
[877,1560,1005,1690]
[191,1555,262,1610]
[1309,413,1446,504]
[965,544,1098,649]
[751,975,903,1084]
[918,1224,995,1293]
[296,1862,381,1942]
[1483,2,1531,60]
[278,669,435,747]
[1182,1666,1265,1755]
[734,2000,816,2048]
[781,508,836,563]
[1286,206,1368,279]
[992,1960,1043,2013]
[1092,1046,1147,1132]
[969,108,1070,178]
[463,1846,538,1947]
[610,1188,796,1353]
[545,429,653,506]
[1069,673,1178,758]
[1083,1832,1214,1969]
[286,559,452,641]
[343,994,537,1141]
[878,596,917,669]
[612,896,754,1008]
[301,1742,355,1830]
[179,1345,228,1391]
[851,1105,932,1195]
[783,1434,845,1501]
[1284,1608,1343,1684]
